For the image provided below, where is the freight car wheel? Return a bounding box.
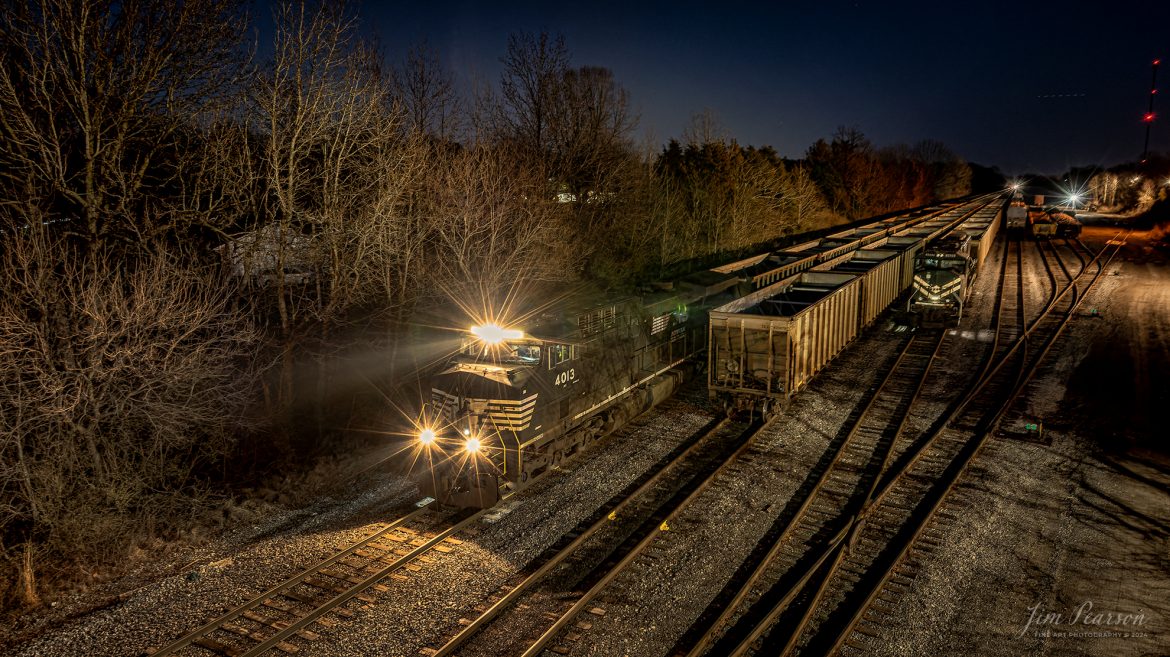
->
[760,398,774,421]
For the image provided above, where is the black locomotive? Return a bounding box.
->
[909,234,976,325]
[415,275,736,507]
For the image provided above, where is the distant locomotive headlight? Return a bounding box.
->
[464,437,482,453]
[471,323,523,345]
[418,428,436,445]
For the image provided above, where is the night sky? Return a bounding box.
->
[342,0,1169,175]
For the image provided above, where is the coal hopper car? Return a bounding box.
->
[708,272,863,416]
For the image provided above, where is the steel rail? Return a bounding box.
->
[519,419,769,657]
[682,330,943,657]
[825,232,1128,656]
[150,502,435,656]
[426,416,730,657]
[724,229,1087,656]
[238,508,484,657]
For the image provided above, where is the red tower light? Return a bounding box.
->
[1144,112,1156,123]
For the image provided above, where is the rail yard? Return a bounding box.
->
[12,200,1169,657]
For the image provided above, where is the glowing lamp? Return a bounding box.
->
[418,428,436,445]
[471,323,524,345]
[464,437,481,453]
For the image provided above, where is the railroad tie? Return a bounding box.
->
[890,573,916,587]
[846,636,872,651]
[240,610,321,641]
[303,577,376,604]
[279,589,325,606]
[852,622,881,638]
[318,567,390,593]
[220,623,262,641]
[193,636,242,656]
[261,598,294,613]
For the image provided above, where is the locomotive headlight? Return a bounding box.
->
[464,437,482,453]
[418,428,436,446]
[471,323,524,345]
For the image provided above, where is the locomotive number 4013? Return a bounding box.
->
[554,369,577,386]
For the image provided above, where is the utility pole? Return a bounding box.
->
[1142,58,1160,164]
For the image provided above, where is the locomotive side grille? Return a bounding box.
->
[651,312,671,335]
[579,305,617,336]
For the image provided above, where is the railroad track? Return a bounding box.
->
[148,502,478,657]
[678,231,1125,656]
[817,231,1127,657]
[485,416,768,657]
[412,412,742,656]
[438,415,772,657]
[672,329,944,657]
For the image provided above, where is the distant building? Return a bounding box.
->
[217,224,315,286]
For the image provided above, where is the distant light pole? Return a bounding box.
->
[1142,58,1160,163]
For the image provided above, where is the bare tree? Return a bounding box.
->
[779,163,837,231]
[498,31,570,161]
[912,139,971,199]
[547,65,636,203]
[393,40,460,139]
[422,144,575,299]
[682,108,726,147]
[805,127,886,220]
[0,228,259,604]
[0,0,249,243]
[248,4,378,369]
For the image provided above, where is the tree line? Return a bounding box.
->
[0,0,972,607]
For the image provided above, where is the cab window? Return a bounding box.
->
[548,344,575,368]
